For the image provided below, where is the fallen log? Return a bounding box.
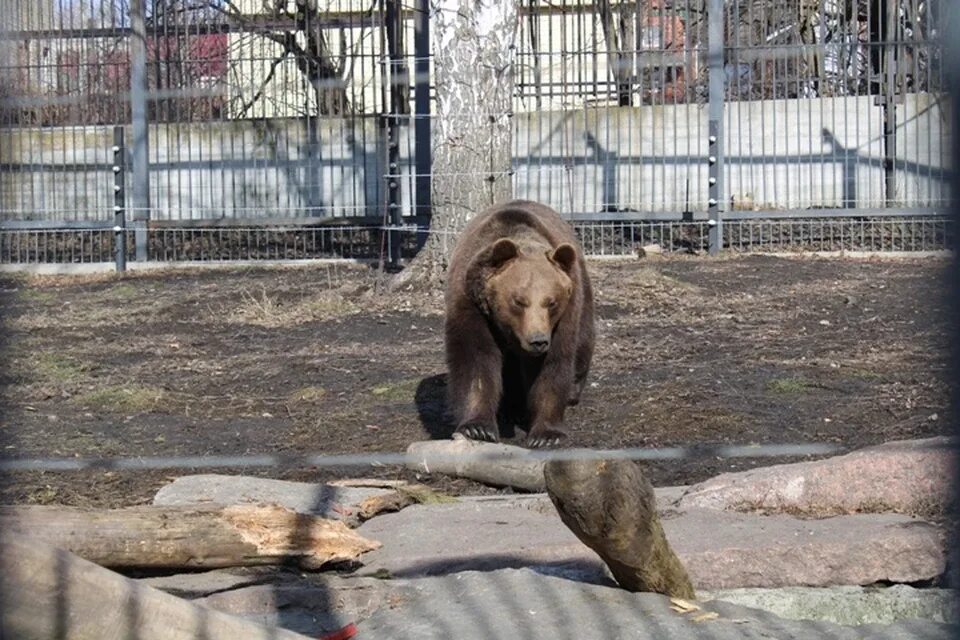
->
[544,458,696,599]
[328,478,411,489]
[0,504,380,570]
[0,534,313,640]
[406,436,545,491]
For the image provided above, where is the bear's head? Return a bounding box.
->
[473,238,577,356]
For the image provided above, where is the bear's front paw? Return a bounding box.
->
[526,426,567,449]
[456,421,500,443]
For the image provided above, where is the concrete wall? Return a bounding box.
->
[0,93,949,223]
[516,93,949,215]
[0,117,410,222]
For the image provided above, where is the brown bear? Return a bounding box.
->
[444,200,595,448]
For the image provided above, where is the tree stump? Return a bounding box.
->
[543,458,695,598]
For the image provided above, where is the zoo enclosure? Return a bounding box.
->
[0,0,951,265]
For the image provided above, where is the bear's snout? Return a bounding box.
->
[525,333,551,354]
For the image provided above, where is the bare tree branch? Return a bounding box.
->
[235,48,292,118]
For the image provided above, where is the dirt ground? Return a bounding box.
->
[0,254,952,508]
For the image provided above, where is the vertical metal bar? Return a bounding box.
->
[883,0,897,207]
[386,0,404,267]
[113,127,127,272]
[707,0,724,254]
[414,0,432,232]
[130,0,150,261]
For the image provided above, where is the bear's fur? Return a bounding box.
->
[444,200,595,448]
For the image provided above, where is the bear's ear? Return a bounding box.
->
[550,243,577,274]
[483,238,520,269]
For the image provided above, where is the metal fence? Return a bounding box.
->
[0,0,952,266]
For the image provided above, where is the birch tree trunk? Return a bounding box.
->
[394,0,518,289]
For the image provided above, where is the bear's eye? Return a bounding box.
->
[512,296,529,308]
[544,299,557,310]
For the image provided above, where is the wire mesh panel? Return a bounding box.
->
[723,0,949,213]
[0,228,128,263]
[144,224,423,261]
[0,0,129,223]
[514,0,710,217]
[0,0,421,228]
[139,0,419,223]
[724,215,953,252]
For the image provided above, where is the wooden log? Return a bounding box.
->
[0,504,380,570]
[328,478,411,488]
[0,534,313,640]
[406,436,546,491]
[543,458,696,599]
[356,484,457,522]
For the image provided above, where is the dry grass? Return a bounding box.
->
[74,385,165,414]
[369,378,421,402]
[288,386,328,404]
[30,353,92,386]
[222,283,366,327]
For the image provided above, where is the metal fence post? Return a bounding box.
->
[414,0,432,234]
[385,0,406,268]
[707,0,724,255]
[130,0,150,262]
[882,0,898,207]
[112,127,127,272]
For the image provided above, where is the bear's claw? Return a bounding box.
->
[526,427,567,449]
[456,422,500,443]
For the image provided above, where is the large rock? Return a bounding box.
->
[355,496,945,589]
[153,474,395,525]
[142,569,404,637]
[668,508,944,589]
[195,578,400,637]
[357,568,957,640]
[356,495,605,580]
[0,534,313,640]
[703,585,959,626]
[139,569,958,638]
[677,437,954,515]
[141,568,276,599]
